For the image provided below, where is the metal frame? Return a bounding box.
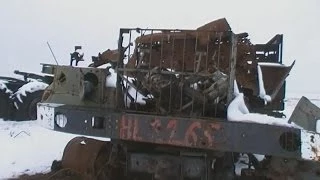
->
[115,28,236,119]
[45,104,306,160]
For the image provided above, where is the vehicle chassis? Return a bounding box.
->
[37,27,320,179]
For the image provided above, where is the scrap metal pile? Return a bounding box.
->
[113,18,294,118]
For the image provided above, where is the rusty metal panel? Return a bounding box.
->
[60,136,111,178]
[254,34,283,63]
[50,104,302,159]
[128,153,206,178]
[197,18,231,31]
[259,62,294,98]
[45,104,310,160]
[51,105,117,138]
[289,96,320,132]
[118,113,301,159]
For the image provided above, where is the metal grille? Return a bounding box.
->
[115,28,237,119]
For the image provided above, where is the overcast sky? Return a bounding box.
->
[0,0,319,94]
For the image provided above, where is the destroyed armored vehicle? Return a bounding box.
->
[0,67,53,120]
[36,18,320,179]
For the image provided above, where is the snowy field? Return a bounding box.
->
[0,92,320,179]
[0,120,108,179]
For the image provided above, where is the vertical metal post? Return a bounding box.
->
[226,33,237,105]
[279,34,283,64]
[203,33,210,116]
[159,33,164,113]
[116,29,126,109]
[125,31,132,108]
[191,32,199,114]
[169,32,176,112]
[180,32,187,111]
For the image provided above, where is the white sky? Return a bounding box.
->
[0,0,319,93]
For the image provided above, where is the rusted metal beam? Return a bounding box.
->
[48,105,305,160]
[227,33,237,105]
[117,114,301,159]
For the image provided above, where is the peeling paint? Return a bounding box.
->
[301,130,320,161]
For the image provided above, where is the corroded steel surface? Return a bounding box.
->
[128,153,207,179]
[197,18,231,31]
[116,19,289,118]
[119,114,226,147]
[289,96,320,132]
[117,113,301,158]
[60,136,111,179]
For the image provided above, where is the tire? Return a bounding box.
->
[12,90,44,121]
[0,89,14,120]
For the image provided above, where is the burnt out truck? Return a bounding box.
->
[36,18,320,179]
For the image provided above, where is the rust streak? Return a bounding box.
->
[204,130,213,147]
[184,122,201,146]
[150,118,161,133]
[167,119,177,142]
[311,146,320,161]
[133,117,142,141]
[120,116,133,139]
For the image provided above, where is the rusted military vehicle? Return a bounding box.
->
[36,18,320,179]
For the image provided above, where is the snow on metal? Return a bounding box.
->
[227,93,250,121]
[258,62,286,67]
[317,120,320,133]
[37,103,64,130]
[106,68,117,88]
[0,80,13,94]
[227,80,298,128]
[233,80,240,96]
[125,87,147,106]
[96,63,112,69]
[14,81,49,103]
[257,65,271,103]
[105,66,147,105]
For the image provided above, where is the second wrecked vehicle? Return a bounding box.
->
[36,18,320,179]
[0,69,52,121]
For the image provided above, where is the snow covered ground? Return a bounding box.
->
[0,120,75,179]
[0,120,108,179]
[0,92,320,179]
